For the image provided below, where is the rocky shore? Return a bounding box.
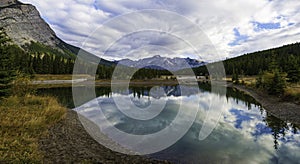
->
[230,84,300,126]
[39,110,170,163]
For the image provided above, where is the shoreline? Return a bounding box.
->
[229,83,300,126]
[39,109,169,163]
[31,79,181,88]
[37,81,300,162]
[32,79,300,126]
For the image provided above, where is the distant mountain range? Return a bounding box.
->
[0,0,205,69]
[116,55,206,71]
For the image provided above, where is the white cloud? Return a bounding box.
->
[19,0,300,61]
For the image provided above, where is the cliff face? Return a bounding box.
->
[0,0,60,47]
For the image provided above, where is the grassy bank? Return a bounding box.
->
[33,74,91,81]
[0,95,67,163]
[284,84,300,103]
[227,76,300,103]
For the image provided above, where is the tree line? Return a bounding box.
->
[2,26,300,97]
[193,43,300,78]
[0,30,78,96]
[224,43,300,76]
[193,43,300,96]
[0,29,174,96]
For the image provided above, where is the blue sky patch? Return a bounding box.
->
[228,28,249,46]
[93,1,100,10]
[230,109,254,129]
[253,22,281,31]
[252,123,272,137]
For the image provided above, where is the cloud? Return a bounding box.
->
[19,0,300,61]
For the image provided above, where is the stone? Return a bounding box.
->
[0,0,18,8]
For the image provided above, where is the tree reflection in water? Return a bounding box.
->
[36,84,300,152]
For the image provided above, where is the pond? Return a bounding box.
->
[36,84,300,163]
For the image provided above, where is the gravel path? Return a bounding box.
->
[39,110,170,163]
[231,84,300,126]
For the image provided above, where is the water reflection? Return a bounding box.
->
[36,84,300,163]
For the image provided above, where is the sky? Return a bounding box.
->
[19,0,300,61]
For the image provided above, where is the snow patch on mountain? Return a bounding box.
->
[117,55,206,71]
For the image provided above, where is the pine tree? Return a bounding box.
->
[0,49,15,96]
[42,54,51,74]
[232,69,236,82]
[33,54,43,74]
[286,55,300,83]
[287,68,300,83]
[0,31,16,96]
[268,53,279,72]
[256,69,263,88]
[268,69,286,95]
[232,69,239,84]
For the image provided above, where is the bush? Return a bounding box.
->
[11,72,32,97]
[255,70,286,95]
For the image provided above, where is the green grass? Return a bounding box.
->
[0,95,67,163]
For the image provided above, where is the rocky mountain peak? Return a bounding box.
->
[0,0,62,49]
[118,56,206,71]
[0,0,18,7]
[0,1,115,64]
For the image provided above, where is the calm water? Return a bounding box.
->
[36,84,300,163]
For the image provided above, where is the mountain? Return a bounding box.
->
[0,0,73,57]
[117,55,206,71]
[0,0,113,65]
[1,0,59,47]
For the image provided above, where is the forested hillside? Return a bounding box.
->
[193,43,300,77]
[0,28,171,83]
[0,29,74,75]
[191,42,300,97]
[224,43,300,76]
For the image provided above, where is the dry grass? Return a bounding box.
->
[226,76,300,102]
[33,74,92,81]
[29,83,73,89]
[240,77,300,101]
[241,76,257,86]
[0,95,67,163]
[285,83,300,102]
[224,76,257,86]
